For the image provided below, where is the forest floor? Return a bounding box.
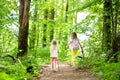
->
[35,62,98,80]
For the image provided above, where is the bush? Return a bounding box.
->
[93,62,120,80]
[0,47,50,80]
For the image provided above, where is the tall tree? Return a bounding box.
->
[17,0,31,57]
[103,0,120,62]
[103,0,112,52]
[65,0,68,22]
[72,0,77,28]
[110,0,119,62]
[29,5,37,50]
[50,8,55,41]
[42,8,48,47]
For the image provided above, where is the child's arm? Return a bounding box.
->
[68,40,72,46]
[78,40,84,55]
[57,47,59,53]
[50,46,52,54]
[68,39,73,50]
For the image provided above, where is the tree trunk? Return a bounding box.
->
[50,8,55,41]
[73,0,77,29]
[103,0,112,61]
[42,9,48,47]
[29,5,37,50]
[65,0,68,22]
[111,0,119,62]
[103,0,112,51]
[17,0,31,57]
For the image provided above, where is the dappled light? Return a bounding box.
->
[0,0,120,80]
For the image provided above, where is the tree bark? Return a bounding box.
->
[104,0,120,62]
[103,0,112,51]
[43,9,48,47]
[111,0,119,62]
[65,0,68,22]
[50,8,55,41]
[17,0,31,57]
[103,0,112,62]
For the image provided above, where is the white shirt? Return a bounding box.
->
[50,45,59,57]
[68,38,79,50]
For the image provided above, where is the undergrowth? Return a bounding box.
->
[76,50,120,80]
[1,45,120,80]
[0,47,50,80]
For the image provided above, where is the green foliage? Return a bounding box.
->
[75,29,120,80]
[93,62,120,80]
[0,0,120,80]
[75,44,120,80]
[0,72,15,80]
[69,0,103,12]
[0,47,50,80]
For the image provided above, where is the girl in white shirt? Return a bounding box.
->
[50,40,59,71]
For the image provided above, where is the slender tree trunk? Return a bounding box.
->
[111,0,119,62]
[50,8,55,41]
[0,33,1,53]
[65,0,68,22]
[17,0,31,57]
[112,0,119,39]
[29,5,37,50]
[43,9,48,47]
[73,0,77,26]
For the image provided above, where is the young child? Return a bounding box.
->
[50,40,59,71]
[68,32,83,66]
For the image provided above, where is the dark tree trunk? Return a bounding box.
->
[112,35,119,62]
[104,0,120,62]
[103,0,112,52]
[17,0,31,57]
[111,0,119,62]
[65,0,68,22]
[103,0,112,61]
[50,8,55,41]
[43,9,48,47]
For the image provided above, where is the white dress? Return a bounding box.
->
[50,46,59,57]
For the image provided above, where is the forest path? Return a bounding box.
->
[35,62,98,80]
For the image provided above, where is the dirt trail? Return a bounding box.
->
[35,62,98,80]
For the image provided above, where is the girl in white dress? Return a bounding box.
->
[50,40,59,71]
